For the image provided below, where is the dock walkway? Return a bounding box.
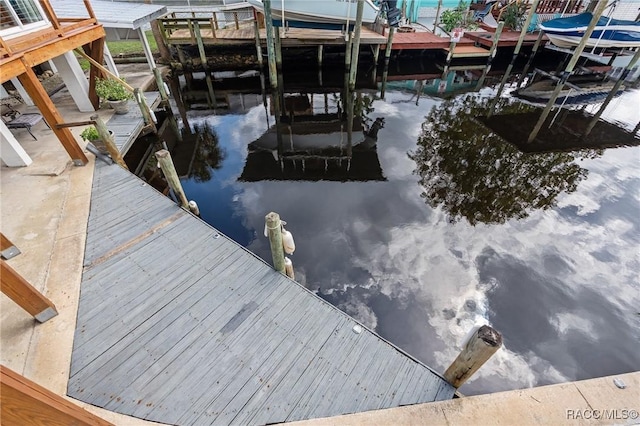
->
[108,92,161,155]
[67,161,455,425]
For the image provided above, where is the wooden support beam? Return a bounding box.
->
[444,325,502,388]
[84,37,106,110]
[0,233,21,260]
[38,0,61,30]
[17,66,88,165]
[0,260,58,322]
[1,365,114,425]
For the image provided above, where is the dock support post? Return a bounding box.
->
[517,30,545,87]
[1,260,58,323]
[442,40,457,77]
[528,0,609,143]
[380,27,396,99]
[475,22,505,89]
[583,48,640,138]
[253,10,263,67]
[265,212,286,273]
[444,325,502,388]
[264,0,279,90]
[349,0,365,91]
[155,149,189,208]
[91,115,128,170]
[1,366,114,425]
[153,68,169,103]
[317,45,323,67]
[433,0,443,33]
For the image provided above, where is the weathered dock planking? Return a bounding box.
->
[107,92,161,155]
[68,161,455,425]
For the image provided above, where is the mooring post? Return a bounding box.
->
[380,26,396,99]
[91,115,128,169]
[264,0,279,90]
[433,0,443,33]
[155,149,189,208]
[528,0,609,143]
[265,212,286,273]
[188,200,201,216]
[583,48,640,138]
[253,10,263,67]
[153,67,169,103]
[517,29,545,87]
[284,257,295,279]
[134,88,156,131]
[444,325,503,388]
[348,0,365,91]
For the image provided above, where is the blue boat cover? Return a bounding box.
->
[543,12,640,29]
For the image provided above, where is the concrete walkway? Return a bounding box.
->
[293,372,640,425]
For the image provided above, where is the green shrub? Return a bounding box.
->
[95,78,132,101]
[80,126,100,141]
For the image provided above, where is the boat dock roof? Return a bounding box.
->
[67,161,455,424]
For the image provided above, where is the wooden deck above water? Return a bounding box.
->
[68,162,455,425]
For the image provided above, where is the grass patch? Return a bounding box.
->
[77,30,159,71]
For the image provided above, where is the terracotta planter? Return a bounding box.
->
[108,99,129,114]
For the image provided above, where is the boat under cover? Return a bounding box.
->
[247,0,381,27]
[513,74,624,105]
[540,12,640,48]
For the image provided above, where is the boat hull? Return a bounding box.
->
[247,0,380,25]
[514,76,623,105]
[540,13,640,49]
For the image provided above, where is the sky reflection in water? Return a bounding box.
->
[179,73,640,395]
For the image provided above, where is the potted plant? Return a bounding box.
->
[95,77,133,114]
[80,125,113,152]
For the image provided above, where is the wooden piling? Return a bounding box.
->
[155,149,189,208]
[583,48,640,137]
[253,10,263,67]
[475,22,505,89]
[194,20,208,70]
[517,30,545,87]
[188,200,201,216]
[91,115,128,170]
[265,212,286,273]
[264,0,279,90]
[134,88,156,130]
[284,257,295,280]
[348,0,365,91]
[433,0,443,33]
[528,0,610,143]
[153,67,169,103]
[1,260,58,323]
[380,26,396,99]
[444,325,502,388]
[317,45,323,68]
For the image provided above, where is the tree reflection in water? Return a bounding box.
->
[409,95,601,225]
[188,123,226,183]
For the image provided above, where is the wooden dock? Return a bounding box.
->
[67,161,455,425]
[107,92,161,155]
[465,30,548,48]
[167,26,387,46]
